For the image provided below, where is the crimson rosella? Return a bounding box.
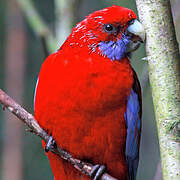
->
[34,5,144,180]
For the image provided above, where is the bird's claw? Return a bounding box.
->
[90,164,106,180]
[45,136,57,152]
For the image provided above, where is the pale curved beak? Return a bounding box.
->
[126,19,145,53]
[127,19,145,42]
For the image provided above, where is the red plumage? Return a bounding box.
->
[34,5,143,180]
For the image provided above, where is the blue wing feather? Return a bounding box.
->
[124,73,142,180]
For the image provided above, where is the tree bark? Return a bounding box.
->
[135,0,180,179]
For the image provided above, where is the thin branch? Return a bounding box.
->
[0,88,117,180]
[55,0,73,46]
[16,0,57,52]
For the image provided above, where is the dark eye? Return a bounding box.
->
[104,24,115,33]
[128,19,135,25]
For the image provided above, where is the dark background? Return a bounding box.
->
[0,0,179,179]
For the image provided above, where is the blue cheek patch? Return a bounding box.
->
[98,34,130,61]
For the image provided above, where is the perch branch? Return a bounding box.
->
[0,88,117,180]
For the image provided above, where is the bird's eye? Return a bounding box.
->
[104,24,115,33]
[128,19,135,25]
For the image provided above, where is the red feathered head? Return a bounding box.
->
[69,5,145,60]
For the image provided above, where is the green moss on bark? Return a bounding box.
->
[136,0,180,179]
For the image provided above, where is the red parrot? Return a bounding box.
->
[34,5,144,180]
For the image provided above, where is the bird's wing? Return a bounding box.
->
[124,69,142,180]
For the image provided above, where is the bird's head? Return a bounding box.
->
[70,5,145,61]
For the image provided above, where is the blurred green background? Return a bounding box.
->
[0,0,179,179]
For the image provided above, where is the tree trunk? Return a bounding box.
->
[2,0,26,180]
[135,0,180,179]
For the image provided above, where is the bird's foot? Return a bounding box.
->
[90,164,106,180]
[45,136,57,152]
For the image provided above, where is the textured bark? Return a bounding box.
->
[135,0,180,179]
